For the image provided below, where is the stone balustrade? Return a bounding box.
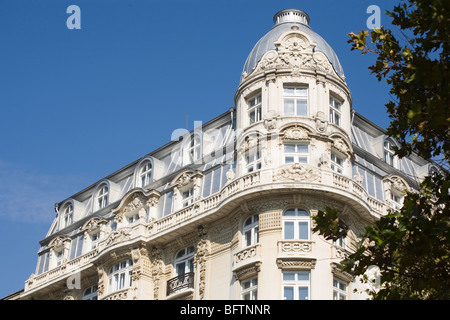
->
[25,164,392,293]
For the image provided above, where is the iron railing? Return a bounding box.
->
[166,272,194,296]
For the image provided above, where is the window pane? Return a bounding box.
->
[284,99,295,115]
[284,87,295,96]
[296,144,309,153]
[284,287,294,300]
[284,144,296,153]
[296,100,307,116]
[284,222,294,239]
[283,272,295,281]
[285,156,294,163]
[298,210,309,217]
[298,287,308,300]
[297,271,310,281]
[297,156,308,164]
[283,209,296,216]
[299,222,309,240]
[296,87,308,97]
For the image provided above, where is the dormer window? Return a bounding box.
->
[63,204,73,228]
[181,188,194,208]
[97,185,109,210]
[283,86,308,116]
[54,250,64,267]
[139,161,152,187]
[188,134,202,163]
[383,140,397,168]
[89,232,100,250]
[247,93,262,124]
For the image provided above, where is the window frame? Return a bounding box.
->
[383,140,397,168]
[282,208,311,240]
[242,214,259,248]
[283,86,308,116]
[187,134,202,164]
[139,161,152,187]
[108,259,133,293]
[63,204,73,228]
[282,270,311,300]
[333,278,348,300]
[283,142,309,164]
[330,151,345,174]
[247,93,262,124]
[174,246,195,276]
[329,95,342,126]
[96,185,109,210]
[245,148,262,173]
[82,285,98,300]
[181,187,194,208]
[241,277,258,300]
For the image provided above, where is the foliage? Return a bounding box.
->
[348,0,449,169]
[313,0,450,299]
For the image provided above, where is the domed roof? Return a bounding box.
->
[243,9,345,78]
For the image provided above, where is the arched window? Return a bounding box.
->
[188,134,202,163]
[63,204,73,228]
[108,259,133,293]
[282,208,310,240]
[243,215,259,247]
[139,161,152,187]
[174,246,195,276]
[82,285,98,300]
[97,185,109,210]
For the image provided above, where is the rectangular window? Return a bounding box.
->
[284,86,308,116]
[181,188,194,207]
[247,93,262,124]
[331,152,344,174]
[241,277,258,300]
[333,278,348,300]
[329,95,342,126]
[245,150,262,173]
[282,271,310,300]
[283,143,309,164]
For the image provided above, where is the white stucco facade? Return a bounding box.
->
[10,9,438,301]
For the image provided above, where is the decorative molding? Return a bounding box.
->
[81,217,108,234]
[273,163,321,183]
[330,262,354,282]
[276,257,316,270]
[233,262,261,281]
[194,225,210,300]
[250,30,338,78]
[105,228,132,247]
[282,126,310,141]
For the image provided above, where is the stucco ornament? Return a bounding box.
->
[282,126,310,141]
[274,163,322,183]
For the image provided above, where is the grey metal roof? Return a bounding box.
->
[242,19,345,78]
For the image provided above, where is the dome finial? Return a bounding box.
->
[273,9,310,26]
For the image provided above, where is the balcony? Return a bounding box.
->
[166,272,194,298]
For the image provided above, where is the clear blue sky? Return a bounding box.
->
[0,0,399,298]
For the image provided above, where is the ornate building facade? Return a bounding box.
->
[15,9,438,300]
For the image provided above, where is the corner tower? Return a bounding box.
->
[234,9,353,180]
